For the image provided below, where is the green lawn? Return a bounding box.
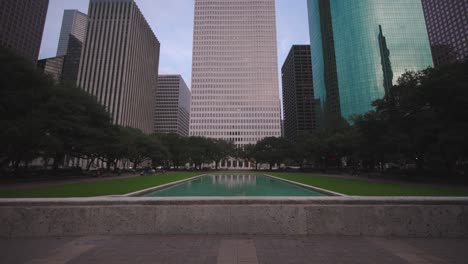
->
[0,172,202,198]
[268,173,468,196]
[2,171,467,198]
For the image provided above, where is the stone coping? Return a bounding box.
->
[263,174,346,196]
[124,174,206,197]
[1,197,468,206]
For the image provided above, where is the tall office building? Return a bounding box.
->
[78,0,160,134]
[61,35,84,84]
[154,75,191,137]
[37,56,64,82]
[38,35,83,84]
[422,0,468,67]
[190,0,282,147]
[307,0,433,124]
[282,45,315,142]
[56,10,87,57]
[0,0,49,62]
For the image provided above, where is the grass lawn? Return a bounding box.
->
[268,172,468,196]
[0,172,202,198]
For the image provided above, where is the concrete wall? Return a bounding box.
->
[1,197,467,238]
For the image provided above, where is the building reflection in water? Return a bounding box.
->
[209,174,257,189]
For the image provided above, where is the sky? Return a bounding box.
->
[39,0,310,102]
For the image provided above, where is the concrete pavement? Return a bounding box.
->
[1,235,467,264]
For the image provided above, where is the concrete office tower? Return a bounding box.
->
[0,0,49,61]
[307,0,433,125]
[190,0,282,147]
[154,75,191,137]
[77,0,160,134]
[61,35,84,84]
[56,10,87,57]
[37,56,65,82]
[282,45,315,142]
[422,0,468,67]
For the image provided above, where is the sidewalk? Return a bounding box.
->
[1,235,467,264]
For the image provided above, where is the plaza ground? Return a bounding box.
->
[1,235,467,264]
[1,171,468,198]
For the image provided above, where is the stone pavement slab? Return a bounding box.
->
[1,235,467,264]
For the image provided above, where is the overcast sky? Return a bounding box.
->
[39,0,310,100]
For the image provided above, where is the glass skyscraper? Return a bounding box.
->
[307,0,433,123]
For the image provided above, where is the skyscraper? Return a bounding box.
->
[422,0,468,67]
[307,0,433,124]
[56,10,87,57]
[61,35,84,84]
[37,56,64,82]
[190,0,282,147]
[154,75,191,137]
[282,45,315,142]
[77,0,160,134]
[0,0,49,62]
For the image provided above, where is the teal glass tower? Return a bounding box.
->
[307,0,433,124]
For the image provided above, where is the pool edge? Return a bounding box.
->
[124,174,206,197]
[263,174,346,197]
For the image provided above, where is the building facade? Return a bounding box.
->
[61,35,84,84]
[282,45,315,142]
[77,0,160,134]
[190,0,282,147]
[154,75,190,137]
[0,0,49,62]
[37,56,65,82]
[307,0,433,124]
[422,0,468,67]
[56,10,87,57]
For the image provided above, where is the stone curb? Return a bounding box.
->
[263,174,347,196]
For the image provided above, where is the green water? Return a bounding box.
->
[143,174,328,197]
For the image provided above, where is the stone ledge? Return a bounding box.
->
[1,197,468,206]
[0,198,467,238]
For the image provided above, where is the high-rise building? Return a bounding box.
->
[190,0,282,147]
[77,0,160,134]
[422,0,468,67]
[282,45,315,142]
[37,56,64,82]
[154,75,191,137]
[61,35,84,84]
[307,0,433,124]
[0,0,49,62]
[56,10,87,57]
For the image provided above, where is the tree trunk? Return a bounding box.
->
[86,158,95,171]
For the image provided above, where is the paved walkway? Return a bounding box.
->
[1,235,467,264]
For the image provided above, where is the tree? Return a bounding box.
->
[0,48,54,174]
[187,137,212,169]
[254,137,291,170]
[154,133,189,169]
[354,61,468,174]
[209,139,235,170]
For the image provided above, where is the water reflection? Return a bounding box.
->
[209,174,257,189]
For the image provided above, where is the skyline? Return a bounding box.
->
[39,0,310,101]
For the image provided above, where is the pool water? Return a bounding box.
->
[143,174,328,197]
